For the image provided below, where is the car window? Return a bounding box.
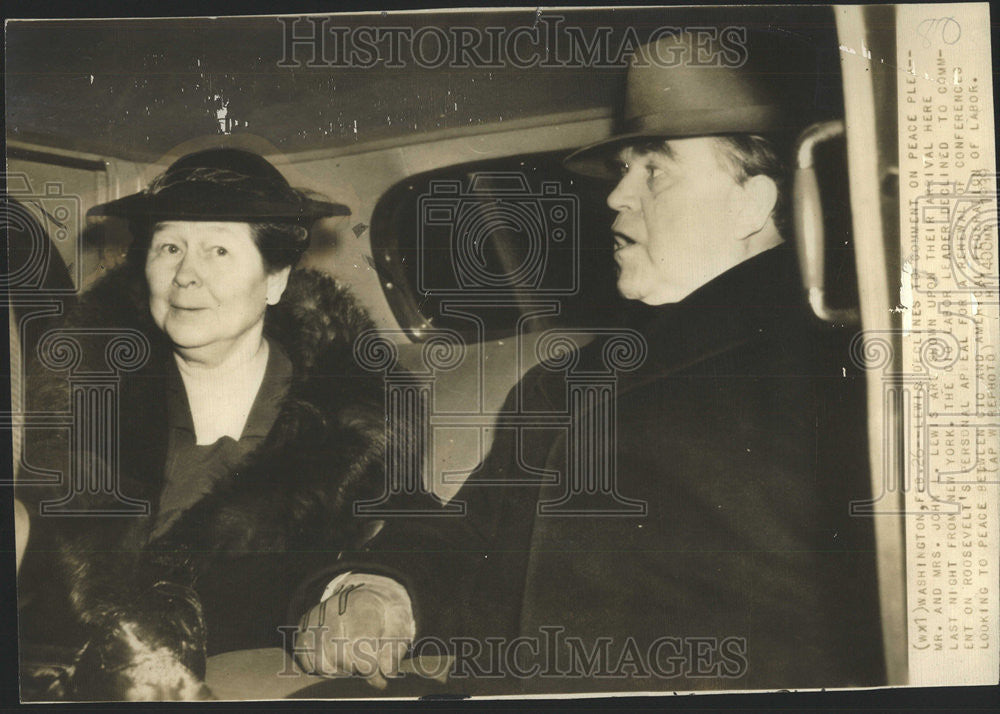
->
[814,137,861,313]
[370,150,636,341]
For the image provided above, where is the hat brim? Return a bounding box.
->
[564,132,675,181]
[88,191,350,223]
[564,104,797,180]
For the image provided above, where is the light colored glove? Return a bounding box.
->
[294,572,416,689]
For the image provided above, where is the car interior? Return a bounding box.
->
[6,4,908,697]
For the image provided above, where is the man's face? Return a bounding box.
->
[606,137,755,305]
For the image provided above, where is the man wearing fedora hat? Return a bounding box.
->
[296,30,883,694]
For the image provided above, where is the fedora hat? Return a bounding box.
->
[565,28,820,179]
[88,148,350,223]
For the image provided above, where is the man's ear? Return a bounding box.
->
[266,266,292,306]
[733,174,779,240]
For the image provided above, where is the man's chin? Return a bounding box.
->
[615,275,642,302]
[617,283,684,307]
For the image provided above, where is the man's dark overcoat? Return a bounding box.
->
[371,246,885,694]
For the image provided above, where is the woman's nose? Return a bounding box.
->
[172,252,202,287]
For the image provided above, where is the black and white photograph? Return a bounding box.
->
[3,2,997,702]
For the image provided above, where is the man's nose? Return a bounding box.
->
[606,172,638,213]
[172,252,202,287]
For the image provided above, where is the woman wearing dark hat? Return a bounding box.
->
[16,149,418,700]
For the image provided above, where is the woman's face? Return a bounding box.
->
[145,221,289,362]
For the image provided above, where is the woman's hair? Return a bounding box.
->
[126,219,309,274]
[248,222,310,273]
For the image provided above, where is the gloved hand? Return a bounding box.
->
[294,573,416,690]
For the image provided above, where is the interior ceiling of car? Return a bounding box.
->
[6,6,838,163]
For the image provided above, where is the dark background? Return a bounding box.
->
[6,5,843,161]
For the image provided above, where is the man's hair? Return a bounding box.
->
[713,134,790,239]
[633,134,791,239]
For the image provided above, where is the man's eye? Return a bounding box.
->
[159,243,180,255]
[645,163,663,179]
[607,159,629,178]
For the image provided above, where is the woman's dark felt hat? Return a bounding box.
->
[88,148,350,223]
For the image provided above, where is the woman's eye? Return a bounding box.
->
[645,163,663,179]
[214,247,228,257]
[159,243,180,255]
